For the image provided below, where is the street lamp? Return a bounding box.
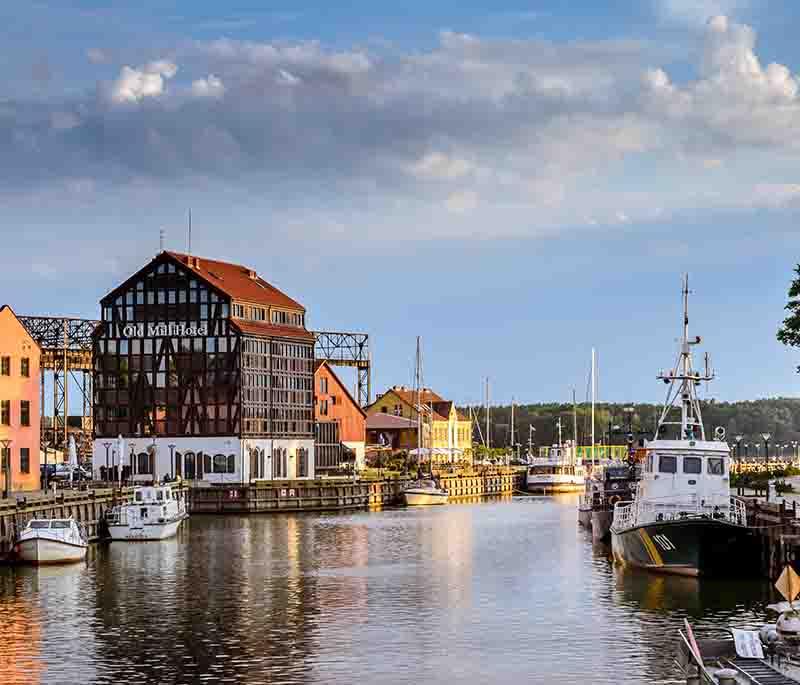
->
[734,434,743,462]
[761,433,771,463]
[102,441,112,482]
[0,439,11,499]
[793,441,799,463]
[168,444,176,480]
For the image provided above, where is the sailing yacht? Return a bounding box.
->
[610,277,760,577]
[403,337,448,506]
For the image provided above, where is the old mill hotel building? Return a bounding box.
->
[92,251,315,483]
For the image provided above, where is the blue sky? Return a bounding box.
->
[3,0,800,407]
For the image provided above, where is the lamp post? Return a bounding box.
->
[794,441,799,464]
[761,433,771,463]
[168,444,176,480]
[102,441,112,482]
[0,439,12,499]
[528,425,536,457]
[734,434,743,463]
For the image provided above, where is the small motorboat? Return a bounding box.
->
[403,479,449,506]
[106,485,188,541]
[16,518,88,564]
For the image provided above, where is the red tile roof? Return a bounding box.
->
[165,251,306,311]
[230,319,315,341]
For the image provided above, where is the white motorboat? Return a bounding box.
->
[106,485,188,541]
[16,518,88,564]
[403,479,449,506]
[526,442,585,493]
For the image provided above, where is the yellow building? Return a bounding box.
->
[366,386,472,463]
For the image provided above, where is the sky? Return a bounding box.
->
[3,0,800,407]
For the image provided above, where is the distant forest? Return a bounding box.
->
[459,398,800,455]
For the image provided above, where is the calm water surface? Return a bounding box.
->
[0,495,777,684]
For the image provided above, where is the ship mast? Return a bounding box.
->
[655,275,714,441]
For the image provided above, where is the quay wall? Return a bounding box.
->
[188,470,524,515]
[0,486,140,557]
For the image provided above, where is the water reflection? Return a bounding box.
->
[0,497,781,684]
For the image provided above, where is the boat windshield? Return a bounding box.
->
[29,521,50,529]
[51,520,71,529]
[606,467,630,480]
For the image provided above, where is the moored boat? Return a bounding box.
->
[526,443,585,493]
[106,485,188,541]
[16,518,88,564]
[403,479,449,506]
[610,276,760,578]
[578,461,638,543]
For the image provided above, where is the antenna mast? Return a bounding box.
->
[656,274,714,440]
[188,209,192,254]
[159,228,165,252]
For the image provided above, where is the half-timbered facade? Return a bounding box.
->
[92,251,315,483]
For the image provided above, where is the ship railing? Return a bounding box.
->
[613,497,747,529]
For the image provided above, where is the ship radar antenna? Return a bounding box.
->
[159,227,165,253]
[655,274,713,441]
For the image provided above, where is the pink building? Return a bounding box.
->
[0,306,41,493]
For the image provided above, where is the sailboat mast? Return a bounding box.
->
[511,397,515,452]
[573,388,578,467]
[591,348,596,466]
[485,377,490,451]
[416,337,421,455]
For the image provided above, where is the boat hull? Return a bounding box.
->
[108,516,186,541]
[527,481,584,494]
[591,510,613,543]
[403,491,449,506]
[577,507,593,528]
[17,537,87,565]
[611,518,761,578]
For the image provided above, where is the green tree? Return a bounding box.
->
[778,264,800,370]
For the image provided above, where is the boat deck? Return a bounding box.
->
[724,656,800,684]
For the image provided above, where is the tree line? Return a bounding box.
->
[460,398,800,455]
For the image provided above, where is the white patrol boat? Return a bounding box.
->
[16,518,88,564]
[610,277,760,577]
[106,485,188,541]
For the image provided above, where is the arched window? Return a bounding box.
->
[274,448,287,478]
[175,452,182,478]
[227,454,236,474]
[297,448,308,477]
[184,452,196,480]
[137,452,150,474]
[204,452,212,474]
[213,454,227,473]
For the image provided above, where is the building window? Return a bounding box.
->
[297,447,308,477]
[20,401,30,427]
[213,454,228,473]
[20,448,30,474]
[0,447,7,470]
[320,400,328,416]
[320,377,328,394]
[393,404,402,416]
[0,400,9,426]
[20,358,30,378]
[0,357,9,376]
[274,448,288,478]
[233,304,245,318]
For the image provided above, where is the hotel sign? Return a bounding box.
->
[121,322,209,337]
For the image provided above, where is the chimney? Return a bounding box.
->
[185,256,201,269]
[247,269,257,279]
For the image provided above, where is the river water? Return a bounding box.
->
[0,495,778,685]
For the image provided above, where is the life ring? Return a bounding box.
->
[609,495,621,506]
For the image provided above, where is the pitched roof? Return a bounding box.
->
[368,387,451,420]
[165,251,306,311]
[230,319,315,342]
[366,413,418,430]
[314,360,367,417]
[0,305,41,349]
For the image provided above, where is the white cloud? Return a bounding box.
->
[655,0,749,27]
[277,68,301,85]
[50,111,80,130]
[410,152,474,180]
[87,48,109,64]
[445,190,478,214]
[191,74,225,98]
[109,60,178,103]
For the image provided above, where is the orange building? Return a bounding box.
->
[314,361,366,471]
[0,306,41,493]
